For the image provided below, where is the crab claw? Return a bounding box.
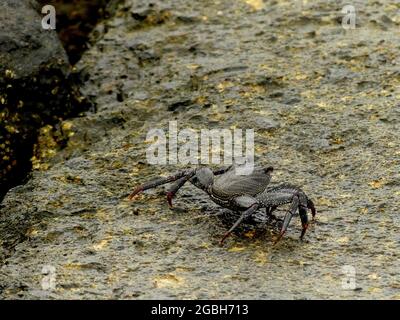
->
[128,187,143,200]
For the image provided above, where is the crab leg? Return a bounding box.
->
[273,195,300,244]
[166,174,194,207]
[128,169,195,200]
[307,198,316,219]
[266,205,279,221]
[299,204,309,239]
[220,199,259,245]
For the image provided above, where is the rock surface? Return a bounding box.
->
[0,0,399,299]
[36,0,122,64]
[0,0,88,202]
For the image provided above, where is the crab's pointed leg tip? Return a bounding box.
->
[300,223,309,240]
[273,231,285,245]
[128,188,143,201]
[166,192,173,208]
[219,233,230,246]
[311,208,316,218]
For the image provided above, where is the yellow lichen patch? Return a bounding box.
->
[31,125,59,171]
[228,246,246,252]
[122,227,134,236]
[316,102,328,109]
[153,274,185,288]
[96,208,111,222]
[26,228,39,237]
[369,180,385,189]
[72,226,87,236]
[368,273,379,280]
[340,95,354,103]
[246,84,266,95]
[140,232,157,241]
[245,0,265,11]
[210,111,226,122]
[368,287,382,294]
[5,125,18,134]
[297,260,308,266]
[294,72,308,81]
[92,236,112,251]
[216,80,235,93]
[54,174,83,185]
[198,242,211,249]
[196,96,208,105]
[254,144,268,155]
[62,121,73,131]
[107,270,122,284]
[331,137,344,145]
[253,251,268,265]
[186,64,200,70]
[51,87,59,95]
[5,69,16,79]
[336,236,349,244]
[244,230,256,239]
[223,99,236,106]
[317,197,334,207]
[63,263,84,270]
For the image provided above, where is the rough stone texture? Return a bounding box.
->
[0,0,399,299]
[0,0,89,202]
[36,0,122,64]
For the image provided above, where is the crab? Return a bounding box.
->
[128,165,316,244]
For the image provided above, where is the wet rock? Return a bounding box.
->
[168,98,194,112]
[250,117,280,132]
[36,0,121,64]
[0,0,89,201]
[0,0,399,300]
[129,3,173,29]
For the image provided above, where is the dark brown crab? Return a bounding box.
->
[129,165,316,244]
